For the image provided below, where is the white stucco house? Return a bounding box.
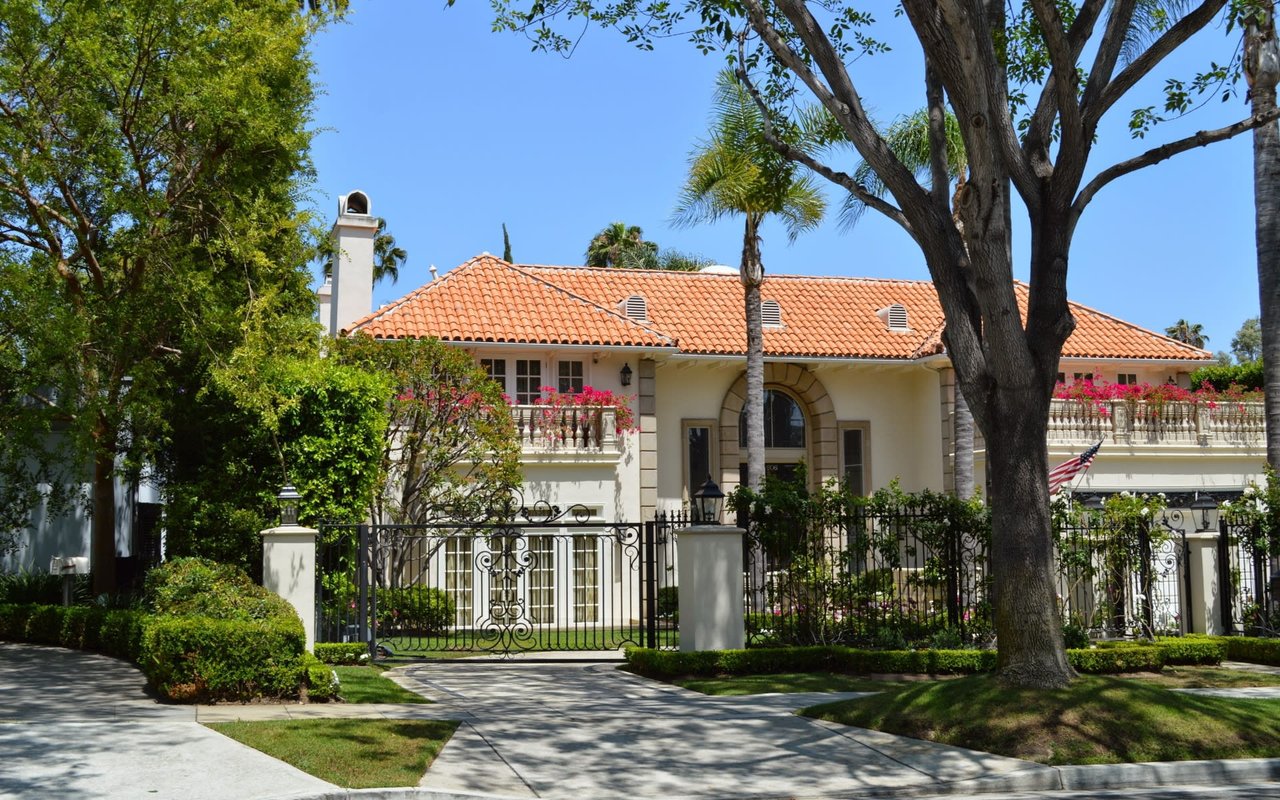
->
[322,191,1265,528]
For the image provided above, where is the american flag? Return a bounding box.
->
[1048,441,1102,495]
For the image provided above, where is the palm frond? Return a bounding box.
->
[1119,0,1197,66]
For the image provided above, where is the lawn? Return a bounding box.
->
[333,665,429,704]
[207,718,458,788]
[802,673,1280,765]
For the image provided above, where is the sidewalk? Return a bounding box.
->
[5,642,1280,800]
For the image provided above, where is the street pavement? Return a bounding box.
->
[5,643,1280,800]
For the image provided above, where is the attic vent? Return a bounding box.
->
[877,303,910,331]
[761,300,782,327]
[621,295,648,322]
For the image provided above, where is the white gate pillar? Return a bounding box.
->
[677,525,745,651]
[261,525,319,651]
[1185,531,1224,635]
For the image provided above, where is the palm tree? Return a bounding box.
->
[1245,5,1280,468]
[322,217,406,286]
[845,108,975,498]
[1165,319,1209,349]
[585,222,658,268]
[673,71,826,492]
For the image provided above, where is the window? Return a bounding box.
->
[526,535,555,625]
[557,360,584,394]
[1073,372,1094,383]
[1117,373,1137,385]
[480,358,507,394]
[1056,372,1066,384]
[515,360,542,404]
[739,389,806,448]
[683,421,717,504]
[573,536,599,623]
[840,424,870,496]
[444,538,473,627]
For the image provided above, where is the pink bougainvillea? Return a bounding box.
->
[1053,378,1261,415]
[529,386,636,433]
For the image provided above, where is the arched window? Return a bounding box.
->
[739,389,806,448]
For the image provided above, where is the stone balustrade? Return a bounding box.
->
[1047,398,1265,447]
[511,404,619,453]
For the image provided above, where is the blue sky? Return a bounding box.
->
[307,1,1258,355]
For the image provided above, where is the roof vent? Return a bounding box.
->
[761,300,782,327]
[339,190,370,216]
[621,295,648,322]
[877,303,910,332]
[699,264,739,275]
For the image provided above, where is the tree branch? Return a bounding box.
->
[1070,107,1280,235]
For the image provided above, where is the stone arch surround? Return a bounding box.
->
[718,363,837,491]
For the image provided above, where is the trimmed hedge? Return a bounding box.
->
[302,653,340,700]
[141,615,306,702]
[314,642,369,664]
[1222,636,1280,666]
[1069,646,1164,673]
[0,603,146,662]
[1155,637,1227,665]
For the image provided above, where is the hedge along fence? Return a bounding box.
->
[0,557,331,703]
[624,638,1226,680]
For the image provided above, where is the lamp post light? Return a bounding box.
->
[1191,493,1218,532]
[692,475,724,525]
[277,485,302,527]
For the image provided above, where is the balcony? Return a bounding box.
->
[1047,398,1265,447]
[511,404,621,455]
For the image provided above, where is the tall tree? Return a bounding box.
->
[1166,319,1210,349]
[0,0,321,592]
[585,222,659,267]
[673,70,826,492]
[1245,1,1280,469]
[489,0,1274,686]
[502,222,514,262]
[1233,316,1263,363]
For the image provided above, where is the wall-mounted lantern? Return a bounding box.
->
[620,363,633,387]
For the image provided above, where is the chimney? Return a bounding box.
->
[316,277,333,334]
[329,190,377,337]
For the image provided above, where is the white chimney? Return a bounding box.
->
[316,277,333,334]
[329,190,377,337]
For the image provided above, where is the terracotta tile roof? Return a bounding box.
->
[346,256,675,347]
[348,255,1210,362]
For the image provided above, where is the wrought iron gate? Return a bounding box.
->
[1220,517,1278,635]
[317,503,679,658]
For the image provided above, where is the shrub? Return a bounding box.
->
[145,557,294,622]
[314,642,369,664]
[657,586,679,618]
[375,586,454,635]
[0,571,90,604]
[623,645,998,679]
[99,609,146,661]
[1155,637,1226,665]
[23,604,63,645]
[1221,636,1280,666]
[1068,645,1164,673]
[0,603,31,640]
[301,653,340,701]
[140,615,306,702]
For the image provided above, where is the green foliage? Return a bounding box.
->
[1154,637,1227,666]
[145,557,298,623]
[375,587,455,635]
[657,586,679,618]
[302,653,340,701]
[1220,467,1280,562]
[1190,359,1264,392]
[140,615,305,702]
[336,335,520,524]
[1232,317,1262,363]
[624,646,999,679]
[0,570,88,604]
[0,602,146,661]
[1221,635,1280,666]
[314,642,370,664]
[1068,646,1165,674]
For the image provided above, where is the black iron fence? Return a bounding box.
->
[317,505,679,658]
[1221,518,1279,635]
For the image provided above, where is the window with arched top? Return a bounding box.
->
[739,388,806,448]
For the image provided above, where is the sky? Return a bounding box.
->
[306,1,1260,356]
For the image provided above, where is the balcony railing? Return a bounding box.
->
[511,404,620,453]
[1047,398,1265,446]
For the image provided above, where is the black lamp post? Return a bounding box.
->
[692,475,724,524]
[620,363,633,387]
[278,485,301,527]
[1191,493,1218,532]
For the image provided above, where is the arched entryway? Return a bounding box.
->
[718,363,837,492]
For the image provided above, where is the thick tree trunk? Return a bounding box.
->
[1249,10,1280,470]
[742,215,765,492]
[986,386,1074,688]
[954,381,975,499]
[91,419,118,595]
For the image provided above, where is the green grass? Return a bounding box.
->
[333,666,429,704]
[207,718,458,788]
[1121,665,1280,689]
[676,672,916,696]
[802,673,1280,765]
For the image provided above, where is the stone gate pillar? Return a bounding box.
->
[261,524,319,651]
[677,525,746,651]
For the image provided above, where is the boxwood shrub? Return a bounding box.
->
[1155,637,1227,665]
[314,642,369,664]
[1068,645,1164,673]
[141,615,306,702]
[1222,636,1280,666]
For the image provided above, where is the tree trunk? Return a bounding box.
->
[742,215,765,492]
[954,380,975,499]
[91,417,118,596]
[1249,8,1280,470]
[986,386,1074,688]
